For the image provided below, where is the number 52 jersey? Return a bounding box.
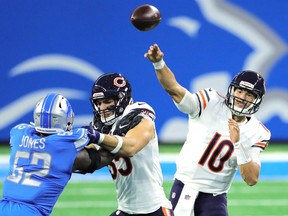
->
[1,123,89,216]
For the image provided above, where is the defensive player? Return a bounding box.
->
[144,44,270,216]
[0,93,113,216]
[84,73,173,216]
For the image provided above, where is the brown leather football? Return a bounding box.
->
[130,4,161,31]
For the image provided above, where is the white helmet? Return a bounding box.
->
[34,93,74,134]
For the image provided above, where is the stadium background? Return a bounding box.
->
[0,1,287,215]
[0,0,288,143]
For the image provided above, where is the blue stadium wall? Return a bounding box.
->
[0,0,287,143]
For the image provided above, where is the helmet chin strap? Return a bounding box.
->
[101,112,119,126]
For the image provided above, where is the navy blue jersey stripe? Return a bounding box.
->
[204,89,210,102]
[196,93,202,117]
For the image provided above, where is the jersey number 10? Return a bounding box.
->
[198,133,234,172]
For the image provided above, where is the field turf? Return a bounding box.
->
[0,143,288,215]
[0,180,287,216]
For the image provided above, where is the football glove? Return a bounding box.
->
[82,125,103,144]
[113,109,144,136]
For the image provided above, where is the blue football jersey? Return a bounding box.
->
[0,123,89,216]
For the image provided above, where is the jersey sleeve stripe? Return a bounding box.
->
[195,93,202,117]
[196,89,210,111]
[199,90,207,109]
[204,89,210,102]
[252,140,269,150]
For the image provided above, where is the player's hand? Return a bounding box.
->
[228,118,240,144]
[82,125,102,144]
[144,44,164,63]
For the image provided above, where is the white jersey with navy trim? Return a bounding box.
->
[174,88,270,194]
[109,102,171,214]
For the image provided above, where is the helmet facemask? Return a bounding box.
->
[225,70,265,117]
[92,98,119,126]
[226,86,262,116]
[90,73,133,127]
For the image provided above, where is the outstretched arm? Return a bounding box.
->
[100,117,155,157]
[144,44,186,104]
[72,148,114,174]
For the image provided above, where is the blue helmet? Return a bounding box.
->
[34,93,74,134]
[225,70,266,116]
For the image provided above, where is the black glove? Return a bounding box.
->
[113,109,144,136]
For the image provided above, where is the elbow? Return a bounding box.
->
[120,147,138,157]
[124,151,136,158]
[244,176,259,186]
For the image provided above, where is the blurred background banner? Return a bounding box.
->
[0,0,287,143]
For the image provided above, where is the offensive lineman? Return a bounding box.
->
[144,44,270,216]
[84,73,173,216]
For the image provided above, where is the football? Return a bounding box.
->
[130,4,161,31]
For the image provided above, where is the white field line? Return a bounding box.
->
[62,188,116,195]
[1,152,288,164]
[228,199,288,206]
[54,201,116,208]
[159,152,288,162]
[53,199,288,209]
[62,185,286,195]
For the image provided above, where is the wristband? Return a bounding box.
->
[153,59,165,70]
[234,142,251,165]
[98,133,105,144]
[110,135,123,154]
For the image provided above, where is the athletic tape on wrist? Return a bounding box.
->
[153,59,165,70]
[110,135,123,154]
[98,133,105,144]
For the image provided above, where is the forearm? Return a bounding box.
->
[100,119,153,157]
[100,135,134,157]
[154,60,186,103]
[100,133,149,157]
[234,142,260,186]
[73,148,113,174]
[239,162,260,186]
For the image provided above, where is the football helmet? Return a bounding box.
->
[34,93,74,134]
[225,70,266,116]
[90,73,133,126]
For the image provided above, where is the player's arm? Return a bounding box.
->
[238,139,269,186]
[99,117,155,157]
[145,44,186,103]
[238,156,260,186]
[72,148,114,174]
[228,118,259,186]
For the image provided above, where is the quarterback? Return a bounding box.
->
[144,44,270,216]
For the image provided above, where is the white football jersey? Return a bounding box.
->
[174,88,270,194]
[109,102,171,214]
